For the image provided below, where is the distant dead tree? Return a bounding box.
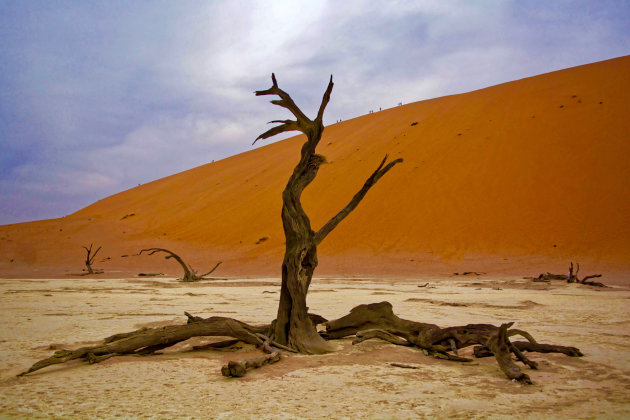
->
[138,248,221,282]
[254,73,402,353]
[531,262,605,287]
[567,262,605,287]
[82,244,102,275]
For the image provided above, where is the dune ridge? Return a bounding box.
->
[1,56,629,281]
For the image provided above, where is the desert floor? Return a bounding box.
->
[1,275,629,419]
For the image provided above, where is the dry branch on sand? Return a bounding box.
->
[138,248,221,282]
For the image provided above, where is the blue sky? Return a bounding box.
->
[1,0,629,224]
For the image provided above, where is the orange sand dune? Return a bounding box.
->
[1,56,629,282]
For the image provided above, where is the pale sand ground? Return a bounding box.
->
[1,276,629,419]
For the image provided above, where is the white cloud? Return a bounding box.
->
[1,0,629,223]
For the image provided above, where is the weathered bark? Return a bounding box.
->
[19,313,269,376]
[138,248,221,282]
[82,244,102,275]
[19,311,319,377]
[20,302,584,382]
[324,302,583,384]
[255,73,402,354]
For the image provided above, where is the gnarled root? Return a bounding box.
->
[19,314,269,376]
[325,301,583,384]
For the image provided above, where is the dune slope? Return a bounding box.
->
[1,56,629,279]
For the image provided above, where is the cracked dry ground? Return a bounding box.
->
[1,276,629,419]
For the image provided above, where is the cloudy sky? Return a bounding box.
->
[1,1,629,224]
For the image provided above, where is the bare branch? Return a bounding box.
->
[314,155,403,245]
[88,246,102,265]
[198,261,223,278]
[315,75,334,123]
[253,121,300,144]
[254,73,310,128]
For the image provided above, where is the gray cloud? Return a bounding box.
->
[1,0,629,224]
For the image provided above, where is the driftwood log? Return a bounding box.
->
[138,248,221,282]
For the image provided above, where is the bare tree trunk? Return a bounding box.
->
[82,244,101,275]
[255,74,402,353]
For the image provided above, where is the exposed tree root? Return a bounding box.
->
[324,301,583,384]
[20,302,583,383]
[18,314,268,376]
[19,312,313,377]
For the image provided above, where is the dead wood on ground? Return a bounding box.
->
[20,302,583,384]
[323,301,583,384]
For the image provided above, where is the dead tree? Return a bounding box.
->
[19,76,586,384]
[323,302,583,384]
[138,248,221,282]
[533,262,605,286]
[254,73,402,353]
[82,244,102,275]
[567,262,605,287]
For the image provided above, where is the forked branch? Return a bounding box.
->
[82,243,102,275]
[253,73,333,145]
